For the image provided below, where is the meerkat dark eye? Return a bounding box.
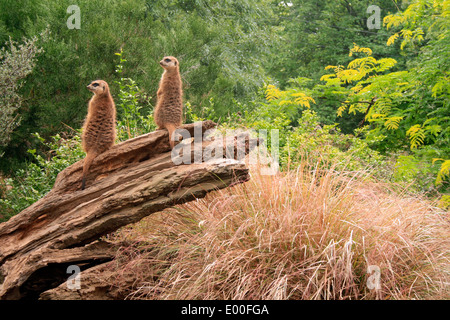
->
[92,83,99,87]
[164,58,171,63]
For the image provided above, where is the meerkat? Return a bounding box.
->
[81,80,116,190]
[154,56,183,149]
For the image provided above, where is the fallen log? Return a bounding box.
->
[0,121,259,299]
[38,254,135,300]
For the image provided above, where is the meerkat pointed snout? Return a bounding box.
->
[81,80,116,190]
[159,56,178,69]
[86,80,109,95]
[154,56,183,149]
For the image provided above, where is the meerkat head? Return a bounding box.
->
[87,80,109,96]
[159,56,179,71]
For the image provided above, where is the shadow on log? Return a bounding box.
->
[0,121,259,300]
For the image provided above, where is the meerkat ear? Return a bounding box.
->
[174,61,178,66]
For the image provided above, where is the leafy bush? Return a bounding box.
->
[229,82,385,173]
[315,38,449,193]
[284,110,385,172]
[393,148,445,194]
[0,32,44,153]
[329,0,449,192]
[0,133,83,221]
[114,49,155,141]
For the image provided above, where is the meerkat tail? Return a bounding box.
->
[81,152,98,190]
[165,123,178,149]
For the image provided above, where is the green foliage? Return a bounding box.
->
[230,83,384,172]
[318,32,449,191]
[114,49,155,140]
[0,32,44,154]
[393,152,441,193]
[383,0,450,191]
[268,0,403,85]
[438,194,450,210]
[184,99,216,123]
[0,133,84,221]
[433,158,450,186]
[284,110,385,172]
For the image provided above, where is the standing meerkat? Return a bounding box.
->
[154,56,183,149]
[81,80,116,190]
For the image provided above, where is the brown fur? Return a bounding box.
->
[81,80,116,190]
[154,56,183,149]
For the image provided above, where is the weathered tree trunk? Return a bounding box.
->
[0,121,259,299]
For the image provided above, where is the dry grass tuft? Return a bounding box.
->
[108,162,450,300]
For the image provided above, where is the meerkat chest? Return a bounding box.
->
[89,97,114,113]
